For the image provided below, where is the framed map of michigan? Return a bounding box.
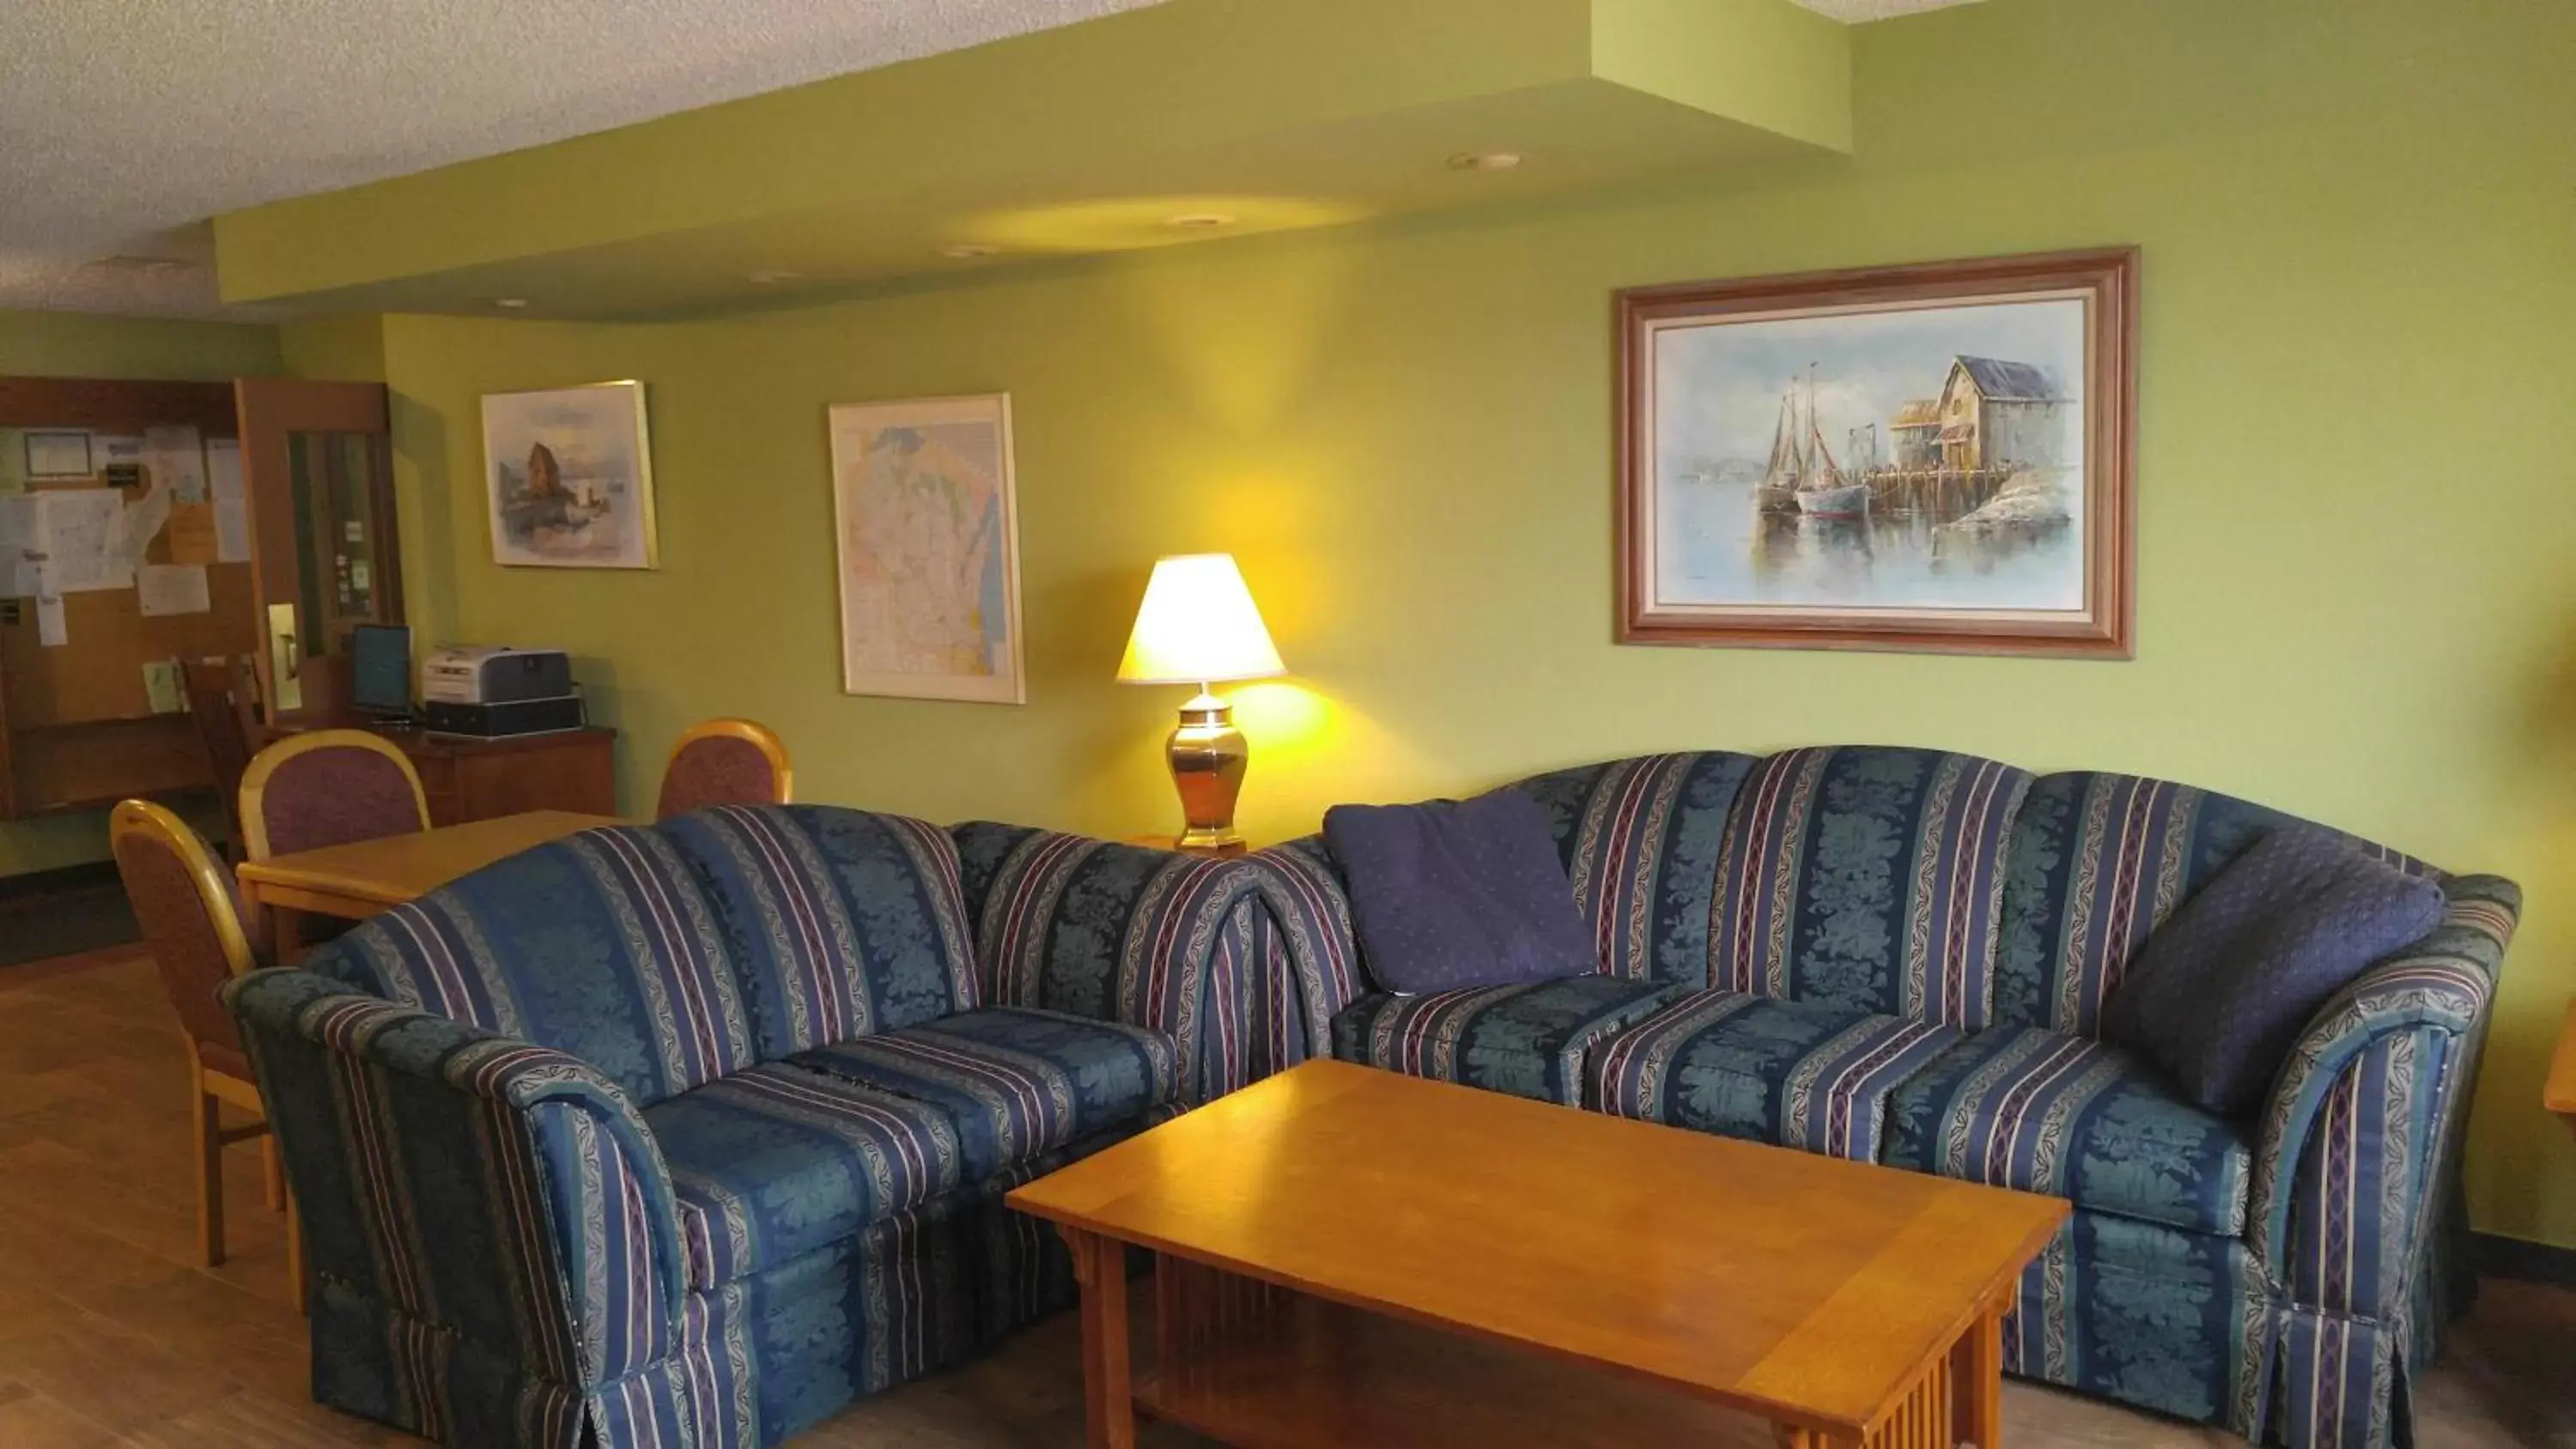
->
[826,393,1026,703]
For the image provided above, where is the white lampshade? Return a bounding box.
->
[1116,554,1286,686]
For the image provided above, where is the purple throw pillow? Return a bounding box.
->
[2102,828,2444,1118]
[1322,791,1600,996]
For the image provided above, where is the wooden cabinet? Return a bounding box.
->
[376,727,621,827]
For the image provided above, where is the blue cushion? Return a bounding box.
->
[1884,1027,2251,1237]
[1323,791,1600,994]
[1590,990,1959,1160]
[2101,828,2445,1116]
[645,1064,978,1290]
[1331,976,1686,1106]
[787,1007,1182,1167]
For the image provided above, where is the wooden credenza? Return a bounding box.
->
[374,726,620,827]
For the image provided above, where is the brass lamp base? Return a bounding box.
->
[1165,689,1249,848]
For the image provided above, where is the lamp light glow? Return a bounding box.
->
[1116,554,1285,688]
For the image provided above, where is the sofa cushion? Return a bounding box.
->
[1505,752,1760,987]
[1711,747,2032,1030]
[788,1007,1182,1167]
[660,806,980,1058]
[2102,829,2445,1117]
[1883,1027,2251,1237]
[646,1063,977,1290]
[1321,791,1600,994]
[309,824,756,1106]
[1590,990,1959,1161]
[1331,977,1686,1106]
[1991,772,2438,1038]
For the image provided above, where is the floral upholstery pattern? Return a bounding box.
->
[308,824,756,1106]
[1711,747,2032,1029]
[2001,1211,2269,1434]
[662,806,978,1057]
[1590,990,1958,1161]
[1883,1026,2252,1238]
[1508,751,1760,985]
[1331,977,1685,1106]
[787,1007,1180,1170]
[645,1064,975,1292]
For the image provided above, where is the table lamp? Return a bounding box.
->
[1117,554,1285,850]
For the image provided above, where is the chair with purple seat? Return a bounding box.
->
[657,718,793,820]
[238,728,431,862]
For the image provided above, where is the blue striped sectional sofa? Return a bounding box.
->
[1253,746,2514,1449]
[224,805,1339,1449]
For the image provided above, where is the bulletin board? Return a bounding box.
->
[0,377,259,816]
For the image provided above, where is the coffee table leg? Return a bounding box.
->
[1951,1302,2003,1448]
[1063,1227,1134,1449]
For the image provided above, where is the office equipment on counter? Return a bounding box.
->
[348,623,415,723]
[421,645,573,705]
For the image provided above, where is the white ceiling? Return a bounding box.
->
[0,0,1973,322]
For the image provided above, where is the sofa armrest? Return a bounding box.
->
[226,968,688,1389]
[2246,876,2517,1316]
[1242,836,1366,1050]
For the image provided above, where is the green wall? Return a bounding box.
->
[373,0,2574,1246]
[0,310,282,877]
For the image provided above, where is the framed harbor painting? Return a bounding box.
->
[1616,248,2136,657]
[482,381,659,568]
[827,393,1026,703]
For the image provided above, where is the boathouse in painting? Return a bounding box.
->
[1890,399,1942,469]
[1935,355,2068,470]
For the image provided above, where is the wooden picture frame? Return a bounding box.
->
[480,380,659,569]
[1617,248,2137,658]
[826,392,1026,704]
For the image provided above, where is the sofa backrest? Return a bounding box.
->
[1704,746,2032,1030]
[304,823,757,1106]
[659,805,979,1060]
[1506,751,1760,987]
[1993,771,2437,1037]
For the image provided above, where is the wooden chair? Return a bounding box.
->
[238,728,431,862]
[109,799,303,1306]
[180,655,267,860]
[656,718,794,820]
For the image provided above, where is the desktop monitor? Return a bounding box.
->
[349,623,414,717]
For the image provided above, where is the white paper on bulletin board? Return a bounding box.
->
[35,488,136,593]
[137,562,210,616]
[143,425,204,502]
[33,561,67,647]
[206,439,251,563]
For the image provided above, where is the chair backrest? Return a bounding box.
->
[239,729,430,861]
[181,656,264,854]
[110,799,261,1057]
[656,718,793,821]
[1992,770,2437,1038]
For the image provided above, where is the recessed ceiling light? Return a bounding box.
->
[1163,212,1237,230]
[747,269,801,284]
[1448,151,1525,172]
[939,244,1000,259]
[493,297,530,309]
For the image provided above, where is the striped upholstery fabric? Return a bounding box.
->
[1590,990,1957,1160]
[1242,837,1368,1067]
[788,1007,1180,1170]
[662,806,978,1057]
[225,973,689,1414]
[957,823,1300,1102]
[1331,977,1685,1106]
[1712,747,2032,1029]
[1992,772,2438,1037]
[1507,752,1759,985]
[644,1064,974,1291]
[1999,1212,2271,1436]
[307,824,754,1106]
[1885,1027,2252,1237]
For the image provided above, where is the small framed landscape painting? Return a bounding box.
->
[481,381,659,569]
[827,393,1026,704]
[1616,248,2137,657]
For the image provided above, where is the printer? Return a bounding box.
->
[419,646,586,737]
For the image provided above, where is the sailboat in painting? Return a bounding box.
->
[1754,368,1870,518]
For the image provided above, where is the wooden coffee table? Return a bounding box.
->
[1008,1060,2069,1449]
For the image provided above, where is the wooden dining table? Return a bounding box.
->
[234,809,626,963]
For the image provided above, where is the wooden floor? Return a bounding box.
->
[1,950,2567,1447]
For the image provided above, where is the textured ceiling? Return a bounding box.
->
[0,0,1972,320]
